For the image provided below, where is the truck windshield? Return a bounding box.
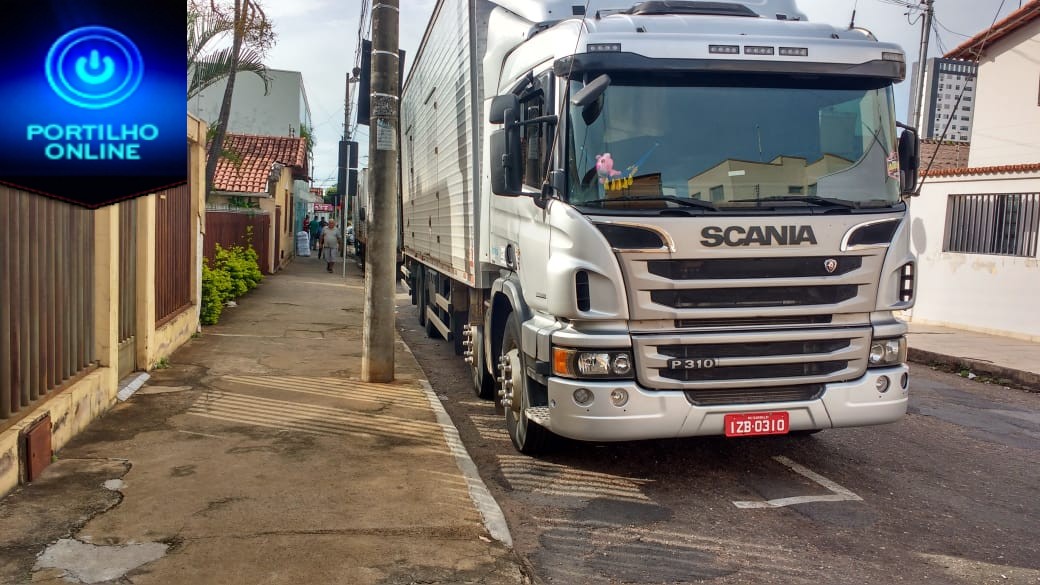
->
[566,75,900,211]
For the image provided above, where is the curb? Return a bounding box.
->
[909,347,1040,391]
[416,378,514,547]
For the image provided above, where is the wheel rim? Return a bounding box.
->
[502,347,527,447]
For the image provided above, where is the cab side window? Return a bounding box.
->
[519,71,554,188]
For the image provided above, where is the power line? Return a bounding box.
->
[932,15,971,38]
[917,0,1009,193]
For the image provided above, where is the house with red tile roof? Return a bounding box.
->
[210,133,310,273]
[909,1,1040,341]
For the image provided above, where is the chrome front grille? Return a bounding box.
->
[621,250,885,321]
[646,256,864,280]
[651,285,859,309]
[633,327,871,391]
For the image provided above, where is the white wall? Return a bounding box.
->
[910,172,1040,341]
[190,69,309,138]
[967,20,1040,167]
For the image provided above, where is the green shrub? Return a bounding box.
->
[200,239,262,325]
[201,260,232,325]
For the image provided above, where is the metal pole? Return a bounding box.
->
[361,0,399,382]
[342,72,351,273]
[912,0,934,133]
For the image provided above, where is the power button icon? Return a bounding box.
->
[45,26,143,109]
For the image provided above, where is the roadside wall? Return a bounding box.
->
[910,171,1040,341]
[0,115,207,497]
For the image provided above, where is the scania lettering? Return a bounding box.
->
[700,225,819,247]
[400,0,920,454]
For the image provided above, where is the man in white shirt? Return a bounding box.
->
[320,220,340,273]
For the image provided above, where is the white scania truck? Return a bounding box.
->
[400,0,920,454]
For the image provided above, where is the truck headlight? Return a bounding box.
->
[553,347,635,379]
[868,337,906,367]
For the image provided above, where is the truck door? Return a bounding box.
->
[493,68,555,312]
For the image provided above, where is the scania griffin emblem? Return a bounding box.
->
[824,258,838,273]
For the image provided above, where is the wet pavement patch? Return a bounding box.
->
[574,498,673,525]
[33,539,168,584]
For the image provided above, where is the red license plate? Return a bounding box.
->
[724,411,790,437]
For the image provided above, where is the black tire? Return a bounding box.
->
[424,278,440,339]
[790,429,823,437]
[416,271,427,327]
[450,311,466,356]
[425,311,439,338]
[501,312,555,455]
[470,325,495,400]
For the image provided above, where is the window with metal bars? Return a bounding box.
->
[943,193,1040,257]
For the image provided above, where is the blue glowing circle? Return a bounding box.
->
[45,26,144,110]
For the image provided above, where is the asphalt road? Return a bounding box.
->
[396,300,1040,585]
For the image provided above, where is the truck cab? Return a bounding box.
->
[401,0,919,454]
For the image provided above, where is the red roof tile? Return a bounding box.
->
[922,162,1040,178]
[212,133,309,194]
[945,0,1040,60]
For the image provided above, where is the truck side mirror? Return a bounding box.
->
[897,124,920,196]
[490,95,523,195]
[489,94,519,124]
[571,74,610,125]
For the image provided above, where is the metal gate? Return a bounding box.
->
[1,188,95,424]
[117,200,137,379]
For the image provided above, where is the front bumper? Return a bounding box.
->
[542,365,909,442]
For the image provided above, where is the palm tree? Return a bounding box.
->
[187,8,270,100]
[188,0,275,195]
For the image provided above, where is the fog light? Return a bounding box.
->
[612,355,632,376]
[573,388,594,406]
[900,373,909,389]
[875,376,890,393]
[610,389,629,407]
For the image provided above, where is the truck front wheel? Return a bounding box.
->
[499,313,555,455]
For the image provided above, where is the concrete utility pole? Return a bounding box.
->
[361,0,400,382]
[912,0,935,133]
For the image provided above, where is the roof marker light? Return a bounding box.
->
[779,47,809,57]
[709,45,740,55]
[744,46,775,55]
[588,43,621,52]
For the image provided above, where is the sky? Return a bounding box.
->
[257,0,1024,188]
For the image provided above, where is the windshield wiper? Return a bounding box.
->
[577,196,717,211]
[728,195,865,209]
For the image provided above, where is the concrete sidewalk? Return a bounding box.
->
[0,256,523,585]
[908,323,1040,390]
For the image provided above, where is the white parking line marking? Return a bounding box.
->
[733,455,862,509]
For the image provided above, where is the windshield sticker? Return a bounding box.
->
[887,151,900,180]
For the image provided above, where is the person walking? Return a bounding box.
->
[310,215,322,250]
[320,219,341,273]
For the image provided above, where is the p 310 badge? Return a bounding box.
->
[669,358,718,370]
